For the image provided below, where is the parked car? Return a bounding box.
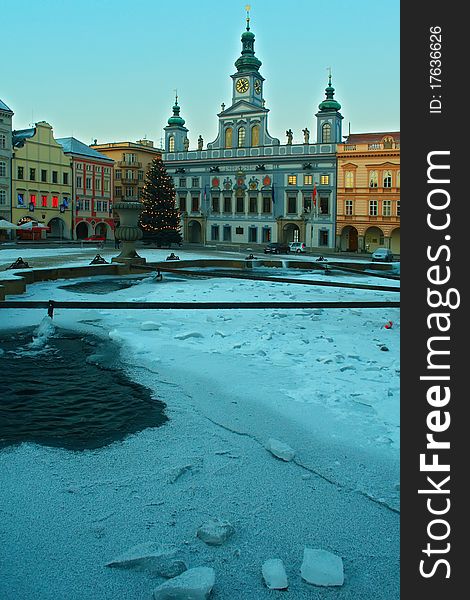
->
[371,247,394,262]
[264,242,290,254]
[83,234,106,243]
[289,241,307,253]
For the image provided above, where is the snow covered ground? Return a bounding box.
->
[0,247,400,599]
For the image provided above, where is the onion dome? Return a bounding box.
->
[167,98,185,127]
[235,10,262,73]
[318,75,341,112]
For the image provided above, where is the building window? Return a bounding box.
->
[288,174,297,186]
[235,226,244,235]
[0,161,6,177]
[249,196,257,213]
[0,134,6,148]
[104,179,110,192]
[52,171,58,183]
[31,194,38,207]
[17,192,24,206]
[124,153,137,164]
[115,170,121,180]
[115,186,122,197]
[236,196,244,213]
[369,200,378,216]
[287,196,297,214]
[30,168,36,181]
[96,201,102,212]
[52,195,59,208]
[320,196,329,215]
[179,178,186,187]
[169,136,175,152]
[397,200,400,216]
[345,199,353,216]
[0,189,6,205]
[224,196,231,213]
[138,170,144,180]
[41,195,48,207]
[191,177,199,188]
[369,171,378,188]
[211,196,219,212]
[137,187,143,199]
[319,230,329,246]
[262,227,271,243]
[248,227,257,242]
[262,197,271,213]
[17,166,24,179]
[40,169,47,182]
[303,174,313,185]
[126,169,133,180]
[191,196,199,212]
[103,201,108,212]
[320,174,329,185]
[86,177,92,189]
[179,196,186,212]
[223,225,232,241]
[95,177,101,190]
[126,186,133,197]
[211,225,219,240]
[63,172,69,185]
[383,200,391,216]
[251,125,260,147]
[84,199,90,210]
[225,127,233,148]
[77,163,83,170]
[238,127,245,147]
[345,171,354,188]
[383,170,392,188]
[321,122,331,143]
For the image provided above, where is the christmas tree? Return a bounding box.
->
[139,157,183,247]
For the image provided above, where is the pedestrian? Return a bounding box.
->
[114,238,121,249]
[47,300,54,319]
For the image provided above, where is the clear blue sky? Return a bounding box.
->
[2,0,399,147]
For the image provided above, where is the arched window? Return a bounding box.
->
[169,136,175,152]
[238,127,246,147]
[345,171,354,188]
[225,127,233,148]
[251,125,260,147]
[383,170,392,188]
[322,122,331,143]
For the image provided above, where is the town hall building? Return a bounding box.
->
[162,12,343,251]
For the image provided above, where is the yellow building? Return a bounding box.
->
[336,132,400,255]
[90,139,161,203]
[12,121,73,239]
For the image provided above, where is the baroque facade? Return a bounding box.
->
[162,14,342,250]
[12,121,73,238]
[336,132,400,254]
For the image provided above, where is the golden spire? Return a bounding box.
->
[245,4,251,30]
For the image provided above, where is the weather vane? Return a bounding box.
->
[245,4,251,29]
[327,66,332,82]
[174,88,178,103]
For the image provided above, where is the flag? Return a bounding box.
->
[312,182,317,208]
[271,182,275,204]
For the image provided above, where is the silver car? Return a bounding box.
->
[371,248,394,262]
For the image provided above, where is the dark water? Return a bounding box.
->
[58,276,146,295]
[0,325,168,451]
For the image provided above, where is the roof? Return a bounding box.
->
[0,99,13,113]
[12,128,36,147]
[343,132,400,144]
[56,137,114,162]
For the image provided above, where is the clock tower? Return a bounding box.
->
[230,6,264,108]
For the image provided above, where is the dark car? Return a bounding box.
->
[264,242,290,254]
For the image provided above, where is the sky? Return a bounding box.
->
[1,0,399,148]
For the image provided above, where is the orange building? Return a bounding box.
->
[90,139,161,204]
[336,132,400,255]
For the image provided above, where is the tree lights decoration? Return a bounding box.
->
[138,157,183,247]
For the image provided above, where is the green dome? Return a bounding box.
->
[167,101,185,126]
[235,23,261,73]
[318,76,341,112]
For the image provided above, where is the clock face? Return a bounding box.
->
[254,79,261,94]
[236,77,250,93]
